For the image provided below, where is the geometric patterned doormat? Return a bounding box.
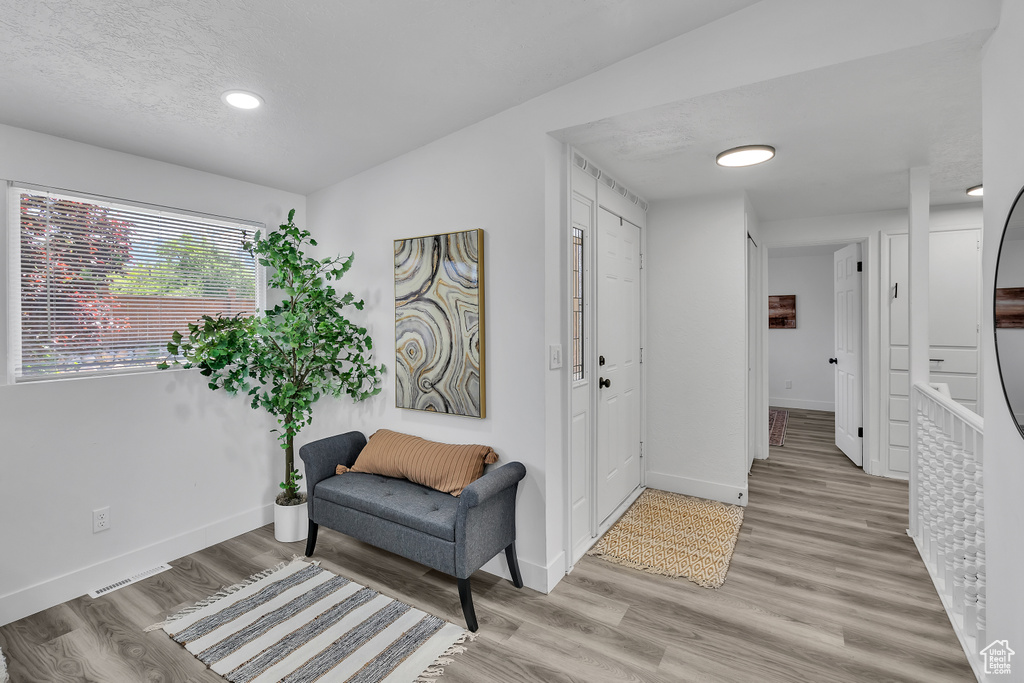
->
[769,408,789,447]
[588,488,744,588]
[147,558,472,683]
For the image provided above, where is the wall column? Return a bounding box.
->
[907,166,930,536]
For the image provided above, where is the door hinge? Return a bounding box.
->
[858,427,863,438]
[640,253,645,269]
[640,442,644,458]
[857,261,862,272]
[640,347,644,364]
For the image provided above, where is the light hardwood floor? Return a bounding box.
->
[0,408,974,682]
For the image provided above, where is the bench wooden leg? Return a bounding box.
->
[457,578,478,632]
[304,521,319,557]
[505,542,524,589]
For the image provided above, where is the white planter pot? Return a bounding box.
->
[274,499,308,543]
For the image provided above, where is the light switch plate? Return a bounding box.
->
[549,344,563,370]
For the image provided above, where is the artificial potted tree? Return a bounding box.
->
[161,210,384,542]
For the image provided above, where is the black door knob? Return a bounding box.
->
[599,377,611,388]
[829,358,838,364]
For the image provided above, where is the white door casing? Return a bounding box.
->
[835,243,863,465]
[747,235,759,470]
[596,207,642,523]
[569,192,594,563]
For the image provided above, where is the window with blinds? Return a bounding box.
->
[10,184,262,381]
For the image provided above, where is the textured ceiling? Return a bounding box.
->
[554,33,988,221]
[0,0,757,194]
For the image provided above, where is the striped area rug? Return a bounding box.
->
[148,559,471,683]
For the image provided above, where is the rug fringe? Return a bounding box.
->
[413,630,476,682]
[144,557,306,632]
[0,644,9,683]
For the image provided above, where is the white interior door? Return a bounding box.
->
[834,243,863,465]
[596,207,641,523]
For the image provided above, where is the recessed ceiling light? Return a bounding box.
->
[716,145,776,167]
[222,90,263,110]
[966,185,983,197]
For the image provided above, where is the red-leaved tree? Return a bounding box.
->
[18,194,134,372]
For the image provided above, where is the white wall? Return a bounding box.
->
[981,2,1024,662]
[0,2,995,621]
[0,124,306,625]
[303,109,558,589]
[768,250,837,411]
[645,194,749,505]
[301,2,999,590]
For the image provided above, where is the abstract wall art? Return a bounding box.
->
[768,294,797,329]
[395,229,485,417]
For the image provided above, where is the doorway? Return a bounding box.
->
[566,152,646,567]
[766,241,866,466]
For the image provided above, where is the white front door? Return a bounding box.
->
[834,243,863,466]
[596,207,641,523]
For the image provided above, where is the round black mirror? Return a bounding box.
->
[995,185,1024,437]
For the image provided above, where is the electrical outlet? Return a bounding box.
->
[93,507,110,533]
[785,380,792,389]
[549,344,562,370]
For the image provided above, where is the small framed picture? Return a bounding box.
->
[769,295,796,329]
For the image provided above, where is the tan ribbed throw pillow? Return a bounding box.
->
[336,429,499,496]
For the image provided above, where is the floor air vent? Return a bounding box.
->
[88,564,172,598]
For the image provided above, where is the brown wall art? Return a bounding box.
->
[769,295,796,329]
[996,287,1024,328]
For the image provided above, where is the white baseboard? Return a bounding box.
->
[645,472,748,507]
[0,504,273,627]
[479,549,564,595]
[769,397,835,412]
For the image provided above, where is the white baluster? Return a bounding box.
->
[942,446,957,589]
[929,431,946,571]
[975,475,986,647]
[976,584,987,652]
[922,416,941,565]
[916,421,929,542]
[962,455,979,639]
[917,411,932,551]
[950,446,966,613]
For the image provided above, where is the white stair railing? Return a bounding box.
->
[912,382,985,677]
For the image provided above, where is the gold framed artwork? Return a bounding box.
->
[394,229,485,417]
[769,295,796,329]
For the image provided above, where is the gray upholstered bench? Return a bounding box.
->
[299,430,526,631]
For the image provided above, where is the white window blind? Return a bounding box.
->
[10,184,262,381]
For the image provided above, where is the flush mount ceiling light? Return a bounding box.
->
[716,145,776,167]
[966,185,983,197]
[222,90,263,110]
